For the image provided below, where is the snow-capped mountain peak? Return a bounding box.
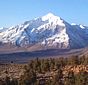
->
[41,13,65,26]
[42,13,56,21]
[0,13,88,49]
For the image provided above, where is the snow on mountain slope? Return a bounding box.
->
[0,13,88,49]
[0,27,7,32]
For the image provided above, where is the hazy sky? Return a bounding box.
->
[0,0,88,27]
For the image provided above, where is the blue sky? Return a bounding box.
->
[0,0,88,27]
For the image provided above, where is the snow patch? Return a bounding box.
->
[71,23,77,25]
[80,25,85,29]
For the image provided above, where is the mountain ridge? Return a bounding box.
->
[0,13,88,51]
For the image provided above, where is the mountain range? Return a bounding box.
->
[0,13,88,53]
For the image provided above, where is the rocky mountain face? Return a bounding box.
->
[0,13,88,50]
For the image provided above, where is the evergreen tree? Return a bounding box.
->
[34,58,41,72]
[10,78,18,85]
[68,55,79,65]
[5,76,11,85]
[19,69,37,85]
[75,70,88,85]
[79,55,85,65]
[52,68,63,85]
[58,57,65,68]
[49,58,55,71]
[43,59,50,72]
[68,71,75,85]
